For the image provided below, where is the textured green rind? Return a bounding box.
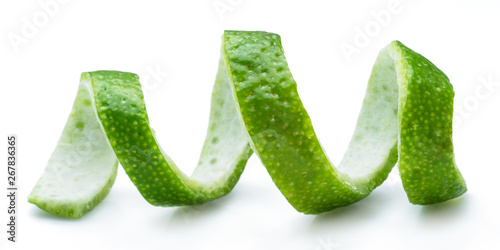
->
[223,31,365,214]
[88,70,252,206]
[391,41,467,204]
[89,71,195,206]
[29,31,466,218]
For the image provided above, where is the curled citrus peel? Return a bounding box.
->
[29,31,466,218]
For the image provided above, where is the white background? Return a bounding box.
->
[1,0,500,249]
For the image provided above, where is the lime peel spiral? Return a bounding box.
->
[28,31,466,218]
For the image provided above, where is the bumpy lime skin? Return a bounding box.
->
[393,41,467,204]
[89,71,252,206]
[223,31,368,214]
[90,71,201,205]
